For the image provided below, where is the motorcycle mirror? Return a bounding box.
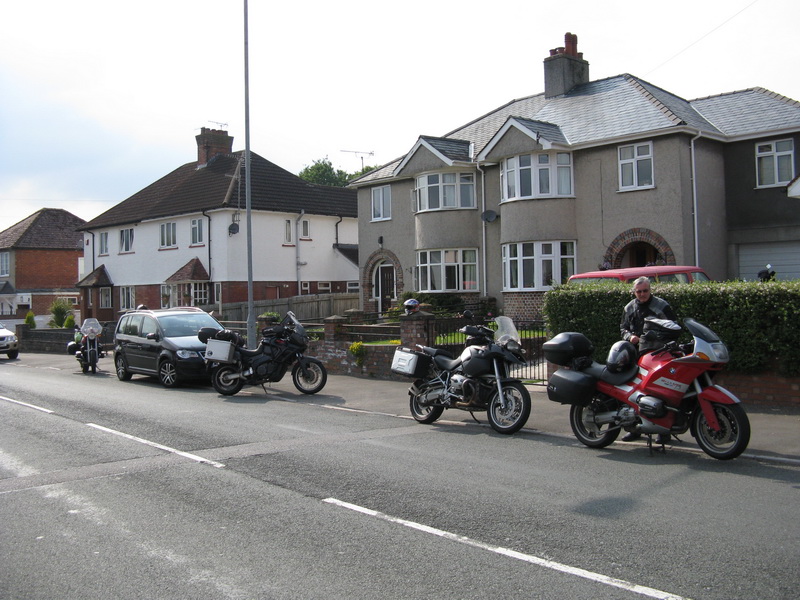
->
[462,310,474,320]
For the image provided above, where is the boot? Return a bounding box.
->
[621,431,641,442]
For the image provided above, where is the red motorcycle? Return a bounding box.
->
[544,317,751,460]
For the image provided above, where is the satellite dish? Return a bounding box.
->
[228,223,239,235]
[481,210,498,223]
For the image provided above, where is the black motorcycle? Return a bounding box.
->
[392,314,532,434]
[200,311,327,396]
[67,318,105,374]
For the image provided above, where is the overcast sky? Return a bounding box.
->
[1,0,798,231]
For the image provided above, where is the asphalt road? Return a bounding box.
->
[1,354,798,600]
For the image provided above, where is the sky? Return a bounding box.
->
[2,0,798,231]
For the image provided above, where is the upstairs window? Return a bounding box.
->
[191,218,204,245]
[371,185,391,221]
[416,172,475,212]
[301,219,311,239]
[119,228,134,253]
[284,219,294,245]
[98,232,109,255]
[501,152,573,201]
[160,222,177,248]
[756,139,794,187]
[618,142,654,190]
[0,251,8,276]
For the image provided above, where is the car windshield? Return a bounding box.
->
[157,312,223,338]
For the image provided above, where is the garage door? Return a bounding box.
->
[738,241,800,280]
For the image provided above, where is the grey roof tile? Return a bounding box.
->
[0,208,85,250]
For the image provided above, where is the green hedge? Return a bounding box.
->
[542,280,800,376]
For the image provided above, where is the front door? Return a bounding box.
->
[377,262,395,313]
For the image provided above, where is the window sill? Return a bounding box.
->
[158,246,179,251]
[617,185,655,193]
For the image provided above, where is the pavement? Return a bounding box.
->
[311,374,800,465]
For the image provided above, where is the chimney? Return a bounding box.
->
[544,32,589,98]
[195,127,234,167]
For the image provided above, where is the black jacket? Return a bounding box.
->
[620,295,677,351]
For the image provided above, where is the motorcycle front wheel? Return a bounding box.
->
[88,348,97,374]
[212,365,245,396]
[569,398,621,448]
[487,381,531,434]
[292,359,327,394]
[409,385,444,424]
[692,403,750,460]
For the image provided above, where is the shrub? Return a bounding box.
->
[63,314,76,329]
[25,311,36,329]
[48,298,74,328]
[349,341,367,367]
[543,280,800,376]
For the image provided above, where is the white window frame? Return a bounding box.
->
[100,287,112,309]
[284,219,294,245]
[120,286,135,310]
[191,218,205,245]
[415,248,478,292]
[119,228,134,253]
[160,222,177,249]
[500,152,574,201]
[0,251,8,276]
[300,219,311,239]
[618,142,654,191]
[416,172,476,212]
[502,240,576,291]
[371,185,392,221]
[98,232,109,255]
[318,281,331,292]
[347,281,359,292]
[756,139,795,188]
[192,283,209,305]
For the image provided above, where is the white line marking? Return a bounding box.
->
[86,423,225,468]
[0,395,54,413]
[323,497,692,600]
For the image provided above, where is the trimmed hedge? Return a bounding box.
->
[543,280,800,376]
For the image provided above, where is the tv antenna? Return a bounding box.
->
[341,149,374,170]
[209,120,229,129]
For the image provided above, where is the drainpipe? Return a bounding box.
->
[202,208,212,284]
[334,215,343,246]
[295,210,305,294]
[690,130,702,267]
[477,162,488,297]
[89,231,96,271]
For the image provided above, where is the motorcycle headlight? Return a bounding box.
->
[506,340,521,353]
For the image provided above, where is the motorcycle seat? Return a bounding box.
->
[239,347,262,358]
[433,354,462,371]
[583,360,639,386]
[418,345,453,359]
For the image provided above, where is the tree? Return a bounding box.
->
[298,157,351,187]
[48,298,74,328]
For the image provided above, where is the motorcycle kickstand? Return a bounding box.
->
[647,434,668,455]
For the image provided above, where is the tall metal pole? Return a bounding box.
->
[243,0,256,345]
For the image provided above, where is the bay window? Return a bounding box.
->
[501,152,573,201]
[416,248,478,292]
[502,241,576,291]
[416,172,475,212]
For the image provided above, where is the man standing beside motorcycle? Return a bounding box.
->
[619,276,677,442]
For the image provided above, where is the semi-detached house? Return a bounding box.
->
[78,128,358,322]
[351,33,800,319]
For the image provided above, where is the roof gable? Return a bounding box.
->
[478,117,568,161]
[394,136,472,176]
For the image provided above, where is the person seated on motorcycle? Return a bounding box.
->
[619,276,677,443]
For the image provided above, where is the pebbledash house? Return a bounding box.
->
[350,33,800,319]
[77,128,358,322]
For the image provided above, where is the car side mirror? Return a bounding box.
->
[146,332,159,341]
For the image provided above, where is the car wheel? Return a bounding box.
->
[158,359,181,388]
[115,354,132,381]
[7,350,19,360]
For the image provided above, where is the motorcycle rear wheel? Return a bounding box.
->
[692,403,750,460]
[212,365,244,396]
[569,398,621,448]
[409,387,444,424]
[487,381,531,435]
[292,360,327,394]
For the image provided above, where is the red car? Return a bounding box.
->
[568,265,711,284]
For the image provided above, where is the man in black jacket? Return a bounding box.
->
[619,276,677,442]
